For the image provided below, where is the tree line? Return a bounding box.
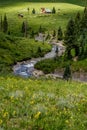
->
[64,7,87,60]
[0,14,8,33]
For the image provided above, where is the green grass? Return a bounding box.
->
[0,32,51,73]
[0,76,87,130]
[35,57,87,73]
[0,2,84,36]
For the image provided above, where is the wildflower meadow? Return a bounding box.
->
[0,76,87,130]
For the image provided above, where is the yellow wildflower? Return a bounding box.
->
[3,111,8,118]
[34,111,41,119]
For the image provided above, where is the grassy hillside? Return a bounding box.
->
[0,3,83,35]
[0,76,87,129]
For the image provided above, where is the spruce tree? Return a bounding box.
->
[58,26,63,40]
[31,30,34,38]
[75,12,81,35]
[80,7,87,32]
[3,14,8,33]
[63,64,72,81]
[21,21,25,34]
[32,8,35,14]
[64,18,76,59]
[52,7,56,14]
[21,21,27,37]
[0,16,3,31]
[39,25,42,33]
[53,30,56,38]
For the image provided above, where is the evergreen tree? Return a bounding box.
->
[39,25,42,33]
[3,14,8,33]
[31,30,34,38]
[52,7,56,14]
[21,21,25,33]
[32,8,36,14]
[37,46,42,57]
[21,21,27,37]
[0,16,3,31]
[64,18,76,59]
[75,12,81,35]
[80,7,87,32]
[53,30,56,38]
[58,26,63,40]
[63,64,72,81]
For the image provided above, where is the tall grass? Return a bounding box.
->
[0,76,87,129]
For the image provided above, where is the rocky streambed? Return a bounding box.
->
[13,45,58,77]
[13,42,87,82]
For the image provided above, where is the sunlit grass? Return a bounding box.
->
[0,3,83,34]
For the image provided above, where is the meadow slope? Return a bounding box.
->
[0,76,87,129]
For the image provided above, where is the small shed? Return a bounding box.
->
[41,8,52,13]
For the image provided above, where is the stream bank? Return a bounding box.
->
[13,42,87,82]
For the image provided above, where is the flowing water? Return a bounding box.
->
[13,44,87,82]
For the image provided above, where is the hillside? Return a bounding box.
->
[0,76,87,129]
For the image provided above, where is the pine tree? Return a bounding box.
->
[0,16,3,31]
[21,21,27,37]
[52,7,56,14]
[58,26,63,40]
[75,12,81,35]
[32,8,35,14]
[21,21,25,33]
[39,25,42,33]
[37,46,42,57]
[63,64,72,81]
[3,14,8,33]
[53,30,56,38]
[64,18,76,59]
[31,30,34,38]
[80,7,87,32]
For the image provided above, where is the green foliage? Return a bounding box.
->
[53,29,56,38]
[64,18,75,46]
[63,64,72,80]
[52,7,56,14]
[3,14,8,33]
[30,30,35,38]
[35,59,58,74]
[0,15,3,31]
[39,25,42,33]
[32,8,36,14]
[58,26,63,40]
[0,32,51,73]
[21,21,25,34]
